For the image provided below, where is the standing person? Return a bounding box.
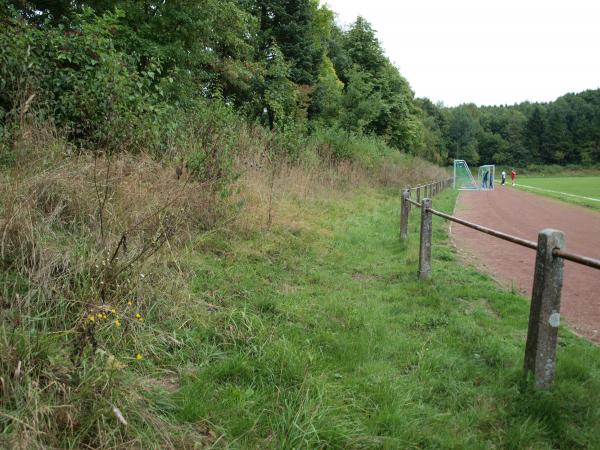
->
[482,170,489,189]
[511,169,516,186]
[501,170,507,185]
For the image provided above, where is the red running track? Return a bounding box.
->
[451,186,600,343]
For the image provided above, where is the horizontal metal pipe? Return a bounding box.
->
[553,249,600,270]
[427,208,600,271]
[427,207,538,250]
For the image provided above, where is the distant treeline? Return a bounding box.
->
[419,89,600,167]
[0,0,443,163]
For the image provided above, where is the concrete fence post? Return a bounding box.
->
[400,189,410,240]
[524,229,565,389]
[418,198,433,280]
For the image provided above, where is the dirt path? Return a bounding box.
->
[451,187,600,343]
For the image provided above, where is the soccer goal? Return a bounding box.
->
[477,164,495,190]
[453,160,479,190]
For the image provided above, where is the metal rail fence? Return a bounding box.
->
[399,188,600,388]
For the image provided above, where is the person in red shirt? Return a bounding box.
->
[511,169,516,186]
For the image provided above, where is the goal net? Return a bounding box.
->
[453,160,478,190]
[477,165,495,190]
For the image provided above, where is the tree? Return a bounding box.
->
[249,0,323,85]
[446,107,480,164]
[344,16,386,77]
[524,106,546,163]
[339,66,382,136]
[309,55,343,126]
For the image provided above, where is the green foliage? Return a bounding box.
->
[309,56,343,127]
[263,45,298,129]
[420,89,600,167]
[1,0,440,165]
[340,66,383,135]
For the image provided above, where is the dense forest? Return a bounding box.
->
[1,0,440,164]
[1,1,600,168]
[423,90,600,168]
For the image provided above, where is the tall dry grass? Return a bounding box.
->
[0,120,448,448]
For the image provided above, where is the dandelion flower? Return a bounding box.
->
[135,313,141,319]
[135,353,143,361]
[111,308,116,314]
[88,315,95,322]
[114,319,121,327]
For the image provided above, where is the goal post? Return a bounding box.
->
[453,160,479,190]
[477,164,495,190]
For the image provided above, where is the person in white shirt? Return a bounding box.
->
[501,170,507,186]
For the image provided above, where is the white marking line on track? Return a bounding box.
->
[515,183,600,203]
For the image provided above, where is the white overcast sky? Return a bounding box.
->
[323,0,600,107]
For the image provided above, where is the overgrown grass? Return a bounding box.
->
[516,176,600,211]
[0,120,449,448]
[3,157,599,447]
[2,123,597,447]
[172,187,600,448]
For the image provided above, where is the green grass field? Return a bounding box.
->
[515,176,600,211]
[172,188,600,448]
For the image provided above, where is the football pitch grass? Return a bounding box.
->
[514,176,600,211]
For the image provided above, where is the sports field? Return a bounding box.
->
[454,186,600,343]
[513,176,600,211]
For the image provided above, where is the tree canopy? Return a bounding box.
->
[2,0,599,166]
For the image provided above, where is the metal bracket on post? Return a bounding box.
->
[524,229,565,388]
[400,189,410,240]
[418,198,433,279]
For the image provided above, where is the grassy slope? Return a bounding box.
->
[516,176,600,211]
[173,188,600,448]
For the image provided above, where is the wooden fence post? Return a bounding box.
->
[416,186,421,204]
[400,189,410,240]
[418,198,433,279]
[524,229,565,388]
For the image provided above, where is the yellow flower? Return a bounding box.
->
[114,319,121,327]
[127,301,133,306]
[135,313,141,319]
[88,315,95,322]
[111,308,116,314]
[97,313,103,319]
[135,353,143,361]
[138,317,144,322]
